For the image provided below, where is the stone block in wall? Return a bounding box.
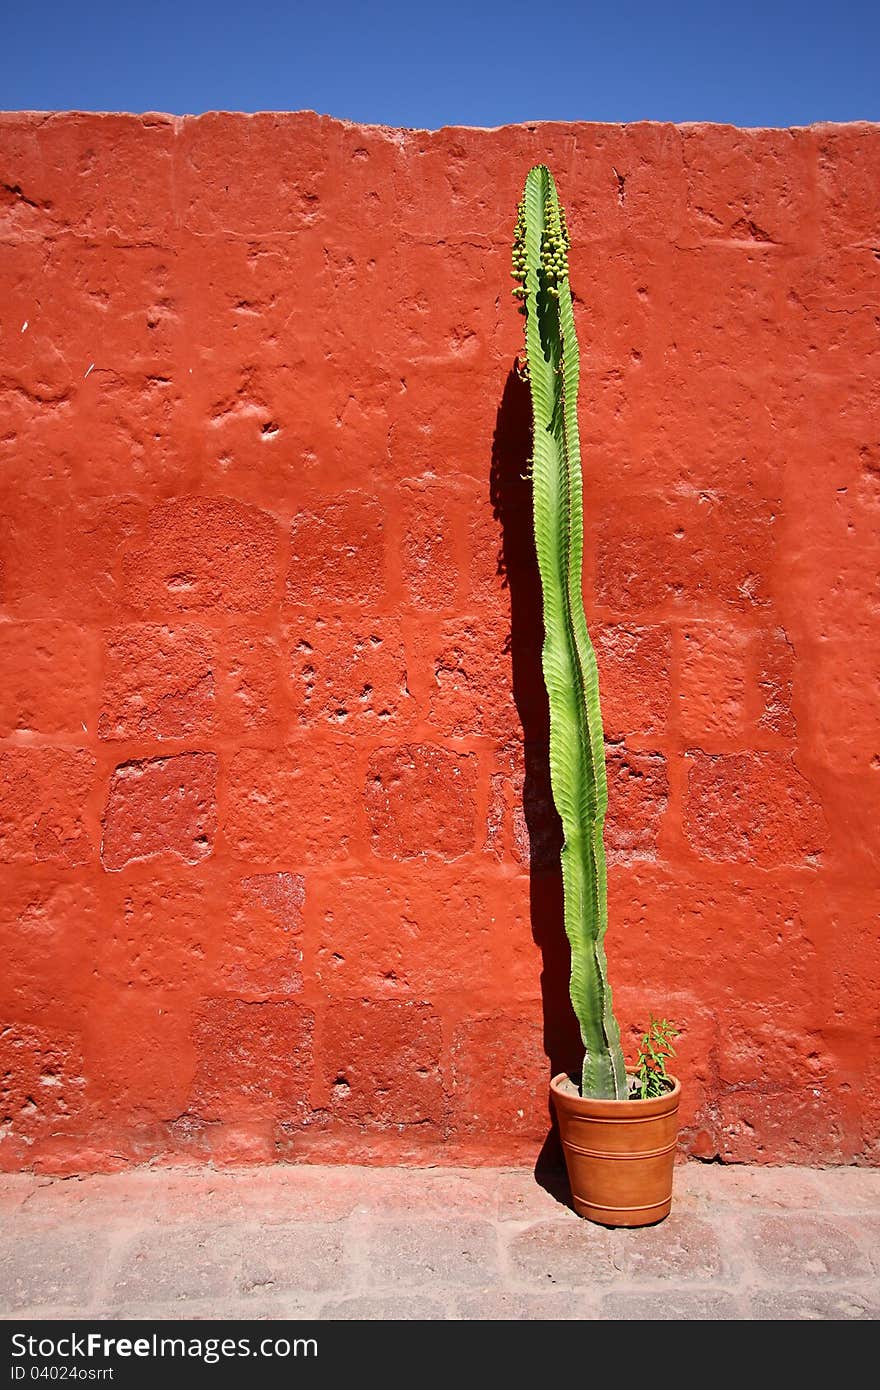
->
[0,748,95,867]
[321,999,444,1128]
[123,496,281,615]
[99,625,216,741]
[594,623,672,740]
[365,744,478,860]
[605,745,669,862]
[190,997,314,1123]
[312,865,493,999]
[678,623,751,743]
[428,619,517,740]
[595,491,776,613]
[287,617,412,732]
[286,493,385,610]
[0,621,97,738]
[450,1013,547,1137]
[101,753,217,871]
[225,743,358,865]
[684,751,825,866]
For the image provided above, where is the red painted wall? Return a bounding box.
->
[1,113,878,1173]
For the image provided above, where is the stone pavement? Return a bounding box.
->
[1,1163,878,1321]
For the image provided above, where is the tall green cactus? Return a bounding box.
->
[512,165,627,1100]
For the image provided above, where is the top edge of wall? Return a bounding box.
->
[1,108,878,136]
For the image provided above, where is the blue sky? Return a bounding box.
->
[4,0,878,127]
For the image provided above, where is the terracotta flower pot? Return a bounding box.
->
[550,1071,681,1227]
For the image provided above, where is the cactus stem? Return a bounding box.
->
[512,165,627,1100]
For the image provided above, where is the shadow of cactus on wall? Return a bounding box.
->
[489,366,583,1167]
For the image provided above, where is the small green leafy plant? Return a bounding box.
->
[633,1017,680,1099]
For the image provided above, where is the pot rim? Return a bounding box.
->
[550,1069,681,1113]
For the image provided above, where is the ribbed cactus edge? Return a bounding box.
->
[512,165,627,1100]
